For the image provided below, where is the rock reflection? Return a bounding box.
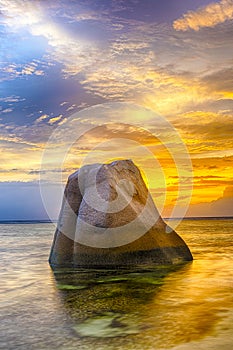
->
[51,260,233,349]
[52,265,186,339]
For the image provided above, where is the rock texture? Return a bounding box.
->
[49,159,193,268]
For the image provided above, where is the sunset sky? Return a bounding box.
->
[0,0,232,220]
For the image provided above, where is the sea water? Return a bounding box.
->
[1,218,233,350]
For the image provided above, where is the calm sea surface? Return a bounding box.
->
[1,219,233,350]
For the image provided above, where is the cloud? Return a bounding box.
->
[223,185,233,197]
[1,0,231,120]
[0,0,43,29]
[0,1,166,103]
[66,104,77,112]
[0,0,102,81]
[0,61,45,81]
[60,101,68,106]
[0,96,25,103]
[201,67,233,99]
[186,198,233,217]
[172,111,233,155]
[173,0,233,31]
[1,108,13,114]
[21,65,44,76]
[187,183,233,217]
[35,114,50,123]
[0,120,55,182]
[74,12,103,22]
[48,115,63,125]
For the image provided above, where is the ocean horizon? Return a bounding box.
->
[0,216,232,224]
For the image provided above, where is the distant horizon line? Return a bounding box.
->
[0,216,233,224]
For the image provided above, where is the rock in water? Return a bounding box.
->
[49,160,192,267]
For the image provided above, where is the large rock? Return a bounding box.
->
[49,159,192,267]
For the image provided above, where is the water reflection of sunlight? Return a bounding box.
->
[52,260,233,349]
[146,259,233,348]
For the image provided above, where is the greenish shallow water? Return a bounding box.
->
[1,219,233,350]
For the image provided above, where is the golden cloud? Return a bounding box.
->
[35,114,49,123]
[223,185,233,198]
[48,115,63,125]
[172,111,233,156]
[173,0,233,31]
